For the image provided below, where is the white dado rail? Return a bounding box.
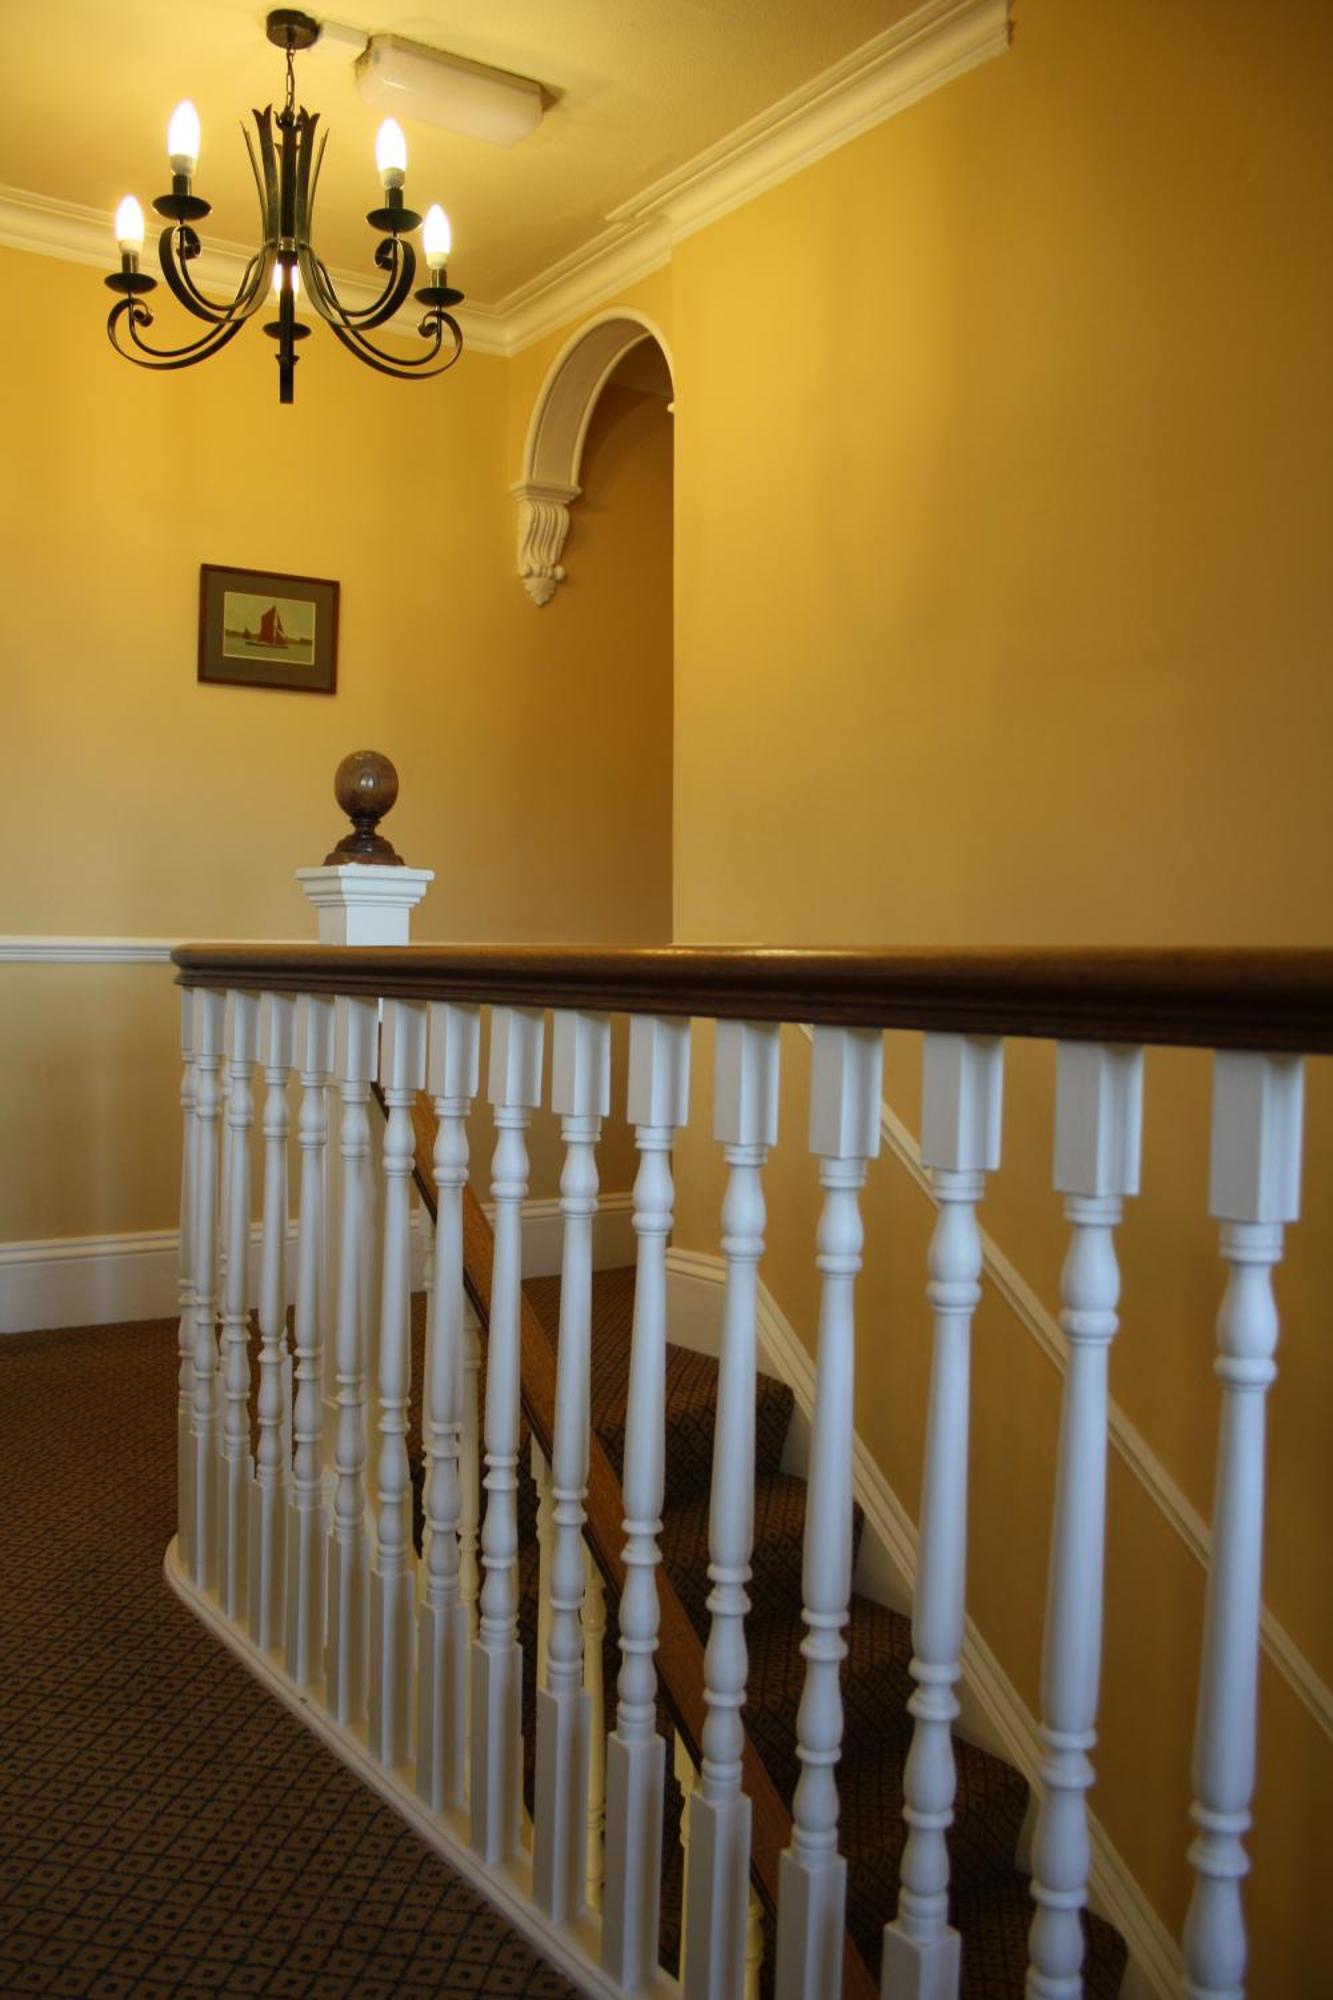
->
[166,937,1331,2000]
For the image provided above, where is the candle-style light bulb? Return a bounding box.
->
[167,100,201,176]
[375,117,408,190]
[115,195,146,254]
[272,262,301,297]
[422,204,451,272]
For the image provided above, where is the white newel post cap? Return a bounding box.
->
[296,750,433,945]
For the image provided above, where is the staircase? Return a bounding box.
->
[168,936,1329,1999]
[426,1260,1128,1996]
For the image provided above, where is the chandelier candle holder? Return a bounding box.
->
[105,9,464,404]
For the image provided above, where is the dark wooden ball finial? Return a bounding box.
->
[325,750,405,865]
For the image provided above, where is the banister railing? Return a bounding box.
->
[172,942,1333,1049]
[168,939,1331,2000]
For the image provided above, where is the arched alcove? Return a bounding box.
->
[512,309,675,604]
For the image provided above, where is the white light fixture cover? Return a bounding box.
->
[355,35,542,148]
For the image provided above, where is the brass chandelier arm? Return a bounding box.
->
[107,296,248,370]
[157,227,272,327]
[322,311,463,379]
[298,242,418,333]
[246,109,282,247]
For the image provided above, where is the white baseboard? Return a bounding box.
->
[0,1193,635,1336]
[479,1192,636,1280]
[664,1246,1183,2000]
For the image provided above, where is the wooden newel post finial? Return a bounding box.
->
[326,750,405,866]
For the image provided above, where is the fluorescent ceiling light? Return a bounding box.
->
[355,36,543,148]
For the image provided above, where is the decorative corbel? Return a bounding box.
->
[512,479,579,606]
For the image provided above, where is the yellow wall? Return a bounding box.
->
[0,247,673,1235]
[3,0,1331,1985]
[648,0,1332,1987]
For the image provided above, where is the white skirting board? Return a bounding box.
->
[664,1246,1184,2000]
[0,1194,635,1336]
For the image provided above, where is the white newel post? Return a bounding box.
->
[883,1034,1002,2000]
[472,1005,545,1867]
[189,988,226,1592]
[417,1000,481,1816]
[535,1009,611,1924]
[325,993,379,1725]
[249,992,295,1651]
[1182,1053,1304,2000]
[177,990,197,1575]
[369,998,428,1770]
[218,989,260,1621]
[779,1026,885,2000]
[604,1014,692,1988]
[1027,1043,1143,1999]
[684,1020,780,2000]
[286,993,334,1687]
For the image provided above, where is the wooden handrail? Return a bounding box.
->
[405,1097,879,2000]
[175,943,1333,1052]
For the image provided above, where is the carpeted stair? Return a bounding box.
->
[497,1266,1128,1998]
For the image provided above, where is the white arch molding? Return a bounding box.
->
[512,309,675,606]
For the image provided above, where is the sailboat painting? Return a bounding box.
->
[222,590,316,664]
[199,563,339,694]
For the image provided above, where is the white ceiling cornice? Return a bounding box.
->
[1,0,1008,361]
[606,0,1010,247]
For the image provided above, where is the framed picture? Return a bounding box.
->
[198,563,339,694]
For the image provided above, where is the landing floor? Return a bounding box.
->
[0,1312,577,1999]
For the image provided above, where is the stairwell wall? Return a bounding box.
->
[0,246,673,1247]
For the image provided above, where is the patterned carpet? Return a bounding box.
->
[0,1315,577,2000]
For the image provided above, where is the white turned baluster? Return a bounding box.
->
[535,1009,611,1923]
[881,1035,1001,2000]
[1183,1053,1304,2000]
[1027,1044,1143,1999]
[286,994,334,1688]
[604,1012,691,1987]
[472,1005,544,1866]
[534,1439,555,1687]
[177,991,197,1574]
[417,1000,481,1816]
[369,998,428,1769]
[248,993,294,1651]
[218,990,259,1620]
[325,995,379,1725]
[779,1027,884,2000]
[584,1550,608,1911]
[460,1310,482,1635]
[189,990,225,1591]
[684,1020,779,2000]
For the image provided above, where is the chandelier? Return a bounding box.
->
[104,9,464,405]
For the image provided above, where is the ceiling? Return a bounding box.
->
[5,0,918,305]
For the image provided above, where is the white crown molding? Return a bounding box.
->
[0,0,1009,361]
[0,934,177,963]
[606,0,1010,247]
[0,182,509,357]
[487,0,1010,353]
[495,219,673,358]
[664,1243,1183,1999]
